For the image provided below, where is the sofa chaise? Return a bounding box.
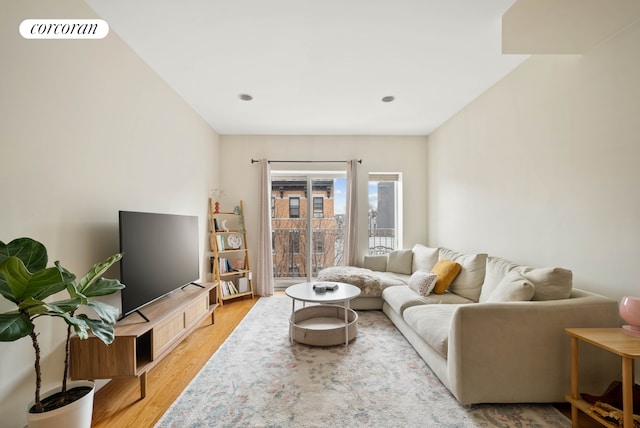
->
[317,244,621,405]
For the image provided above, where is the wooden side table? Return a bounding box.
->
[565,328,640,428]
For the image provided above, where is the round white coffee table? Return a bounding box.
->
[285,282,361,346]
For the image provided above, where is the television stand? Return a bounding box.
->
[135,309,150,322]
[187,281,205,289]
[69,282,218,398]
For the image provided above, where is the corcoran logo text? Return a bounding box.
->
[20,19,109,39]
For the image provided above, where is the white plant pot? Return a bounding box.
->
[26,380,95,428]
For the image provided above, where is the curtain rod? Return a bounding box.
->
[251,159,362,164]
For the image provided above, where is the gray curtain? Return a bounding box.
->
[343,159,358,266]
[256,159,274,296]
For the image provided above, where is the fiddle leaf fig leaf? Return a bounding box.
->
[87,299,120,324]
[46,298,80,315]
[29,265,75,301]
[0,312,33,342]
[0,257,30,299]
[83,277,125,298]
[0,281,16,304]
[0,257,74,303]
[75,254,123,295]
[77,314,116,345]
[57,312,90,339]
[0,238,47,272]
[18,297,47,315]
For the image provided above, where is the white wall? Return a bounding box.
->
[0,1,219,426]
[427,20,640,302]
[7,2,635,426]
[219,135,428,265]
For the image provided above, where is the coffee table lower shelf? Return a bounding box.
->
[289,305,358,346]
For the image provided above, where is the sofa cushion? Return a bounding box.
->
[526,267,573,301]
[387,249,413,274]
[485,271,534,303]
[403,304,460,359]
[382,285,473,316]
[411,244,439,273]
[479,256,523,302]
[439,248,488,301]
[376,271,411,287]
[431,259,461,294]
[408,271,438,296]
[362,254,387,272]
[382,286,429,315]
[480,256,573,302]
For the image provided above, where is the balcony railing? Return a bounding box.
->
[271,227,344,279]
[270,226,397,282]
[368,228,396,255]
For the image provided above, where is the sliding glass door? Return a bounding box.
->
[271,171,347,288]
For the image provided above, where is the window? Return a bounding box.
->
[289,230,300,254]
[313,196,324,218]
[271,231,275,252]
[271,196,275,218]
[289,197,300,218]
[368,172,402,255]
[270,172,346,286]
[313,231,324,253]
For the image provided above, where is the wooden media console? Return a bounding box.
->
[70,282,218,398]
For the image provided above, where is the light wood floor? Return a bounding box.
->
[91,294,596,427]
[91,295,259,427]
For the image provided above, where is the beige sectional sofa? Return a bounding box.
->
[317,244,621,405]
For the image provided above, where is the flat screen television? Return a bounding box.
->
[119,211,199,318]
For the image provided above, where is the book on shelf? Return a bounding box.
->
[218,257,232,273]
[216,235,225,251]
[220,280,238,296]
[228,281,238,294]
[220,280,229,296]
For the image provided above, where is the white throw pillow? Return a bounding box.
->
[408,271,438,297]
[480,256,573,302]
[485,271,535,303]
[411,244,439,273]
[480,256,524,302]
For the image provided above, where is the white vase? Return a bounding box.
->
[26,380,95,428]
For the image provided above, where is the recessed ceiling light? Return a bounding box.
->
[239,94,253,101]
[381,96,395,103]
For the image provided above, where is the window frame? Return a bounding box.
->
[289,196,300,218]
[367,172,403,255]
[313,196,324,218]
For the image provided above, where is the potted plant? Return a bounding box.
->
[0,237,124,427]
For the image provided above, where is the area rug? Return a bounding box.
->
[156,295,571,427]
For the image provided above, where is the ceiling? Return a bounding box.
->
[84,0,529,135]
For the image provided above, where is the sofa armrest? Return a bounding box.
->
[362,255,387,272]
[447,290,621,404]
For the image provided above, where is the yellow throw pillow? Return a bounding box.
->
[431,258,462,294]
